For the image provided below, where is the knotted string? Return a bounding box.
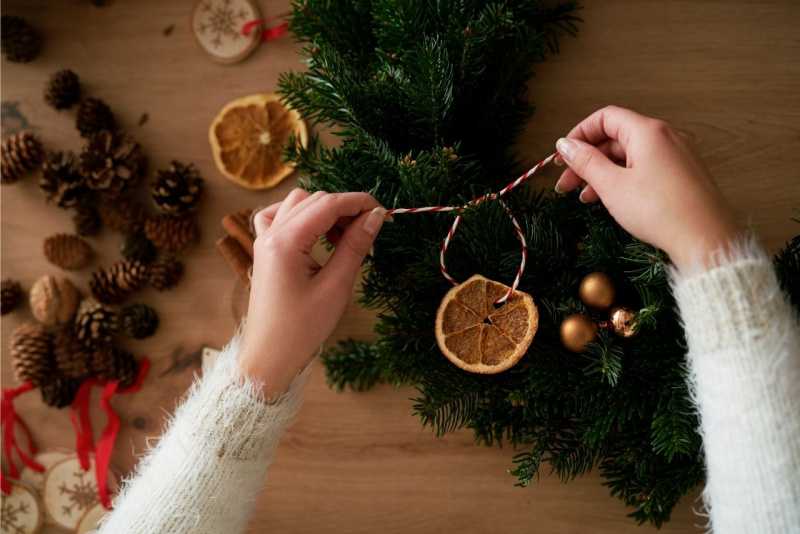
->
[1,382,44,494]
[242,13,289,41]
[385,151,559,303]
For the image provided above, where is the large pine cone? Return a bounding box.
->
[80,130,146,196]
[144,214,199,255]
[1,279,23,315]
[40,375,81,408]
[2,131,43,184]
[91,346,139,388]
[44,69,81,110]
[148,256,184,291]
[119,303,159,339]
[0,15,42,63]
[53,329,92,380]
[151,161,204,215]
[10,322,55,385]
[74,299,118,346]
[73,205,102,237]
[76,98,114,138]
[43,233,93,270]
[99,197,146,233]
[40,151,90,208]
[120,231,156,264]
[89,260,148,305]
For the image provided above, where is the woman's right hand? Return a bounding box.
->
[553,106,738,271]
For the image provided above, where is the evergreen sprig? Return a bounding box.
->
[278,1,798,527]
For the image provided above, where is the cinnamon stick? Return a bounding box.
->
[221,210,255,259]
[215,235,252,284]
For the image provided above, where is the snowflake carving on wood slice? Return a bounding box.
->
[41,454,119,531]
[1,480,43,534]
[191,0,262,64]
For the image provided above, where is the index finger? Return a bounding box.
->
[281,192,383,253]
[567,106,651,147]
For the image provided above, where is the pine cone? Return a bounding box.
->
[99,197,147,233]
[119,303,159,339]
[80,130,146,196]
[2,131,43,184]
[148,256,184,291]
[44,69,81,110]
[76,98,114,138]
[0,15,42,63]
[53,329,92,380]
[40,151,90,208]
[144,214,199,255]
[120,231,156,264]
[10,322,55,385]
[74,299,118,346]
[1,279,23,315]
[73,205,101,236]
[91,345,139,388]
[89,260,148,305]
[151,161,204,215]
[40,375,81,408]
[43,233,93,270]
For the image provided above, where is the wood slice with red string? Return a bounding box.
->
[191,0,262,65]
[0,480,43,534]
[18,448,71,493]
[76,502,110,534]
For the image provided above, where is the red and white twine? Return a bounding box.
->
[385,151,559,304]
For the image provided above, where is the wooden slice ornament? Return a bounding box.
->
[435,275,538,374]
[76,502,110,534]
[41,454,119,531]
[19,448,72,526]
[191,0,262,64]
[1,480,43,534]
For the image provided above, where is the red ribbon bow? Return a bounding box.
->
[242,13,289,41]
[1,382,44,494]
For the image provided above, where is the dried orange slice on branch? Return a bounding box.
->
[209,93,307,190]
[435,274,538,374]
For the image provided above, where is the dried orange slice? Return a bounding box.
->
[209,93,307,190]
[435,274,538,374]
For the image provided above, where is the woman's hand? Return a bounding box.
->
[554,106,738,271]
[238,190,387,399]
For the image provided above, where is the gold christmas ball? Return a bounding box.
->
[578,272,616,310]
[29,275,79,326]
[560,313,599,353]
[610,306,640,338]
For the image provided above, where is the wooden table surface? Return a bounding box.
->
[2,1,798,532]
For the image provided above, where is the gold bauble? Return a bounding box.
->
[578,272,616,310]
[29,275,79,326]
[610,306,640,338]
[560,313,599,353]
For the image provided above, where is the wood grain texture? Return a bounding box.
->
[1,1,798,532]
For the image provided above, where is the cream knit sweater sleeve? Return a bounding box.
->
[97,330,309,534]
[669,238,800,533]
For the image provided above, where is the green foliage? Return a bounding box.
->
[278,0,798,527]
[775,210,800,311]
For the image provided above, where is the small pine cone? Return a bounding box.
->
[144,214,200,255]
[76,98,114,138]
[120,231,156,264]
[119,303,159,339]
[89,260,148,304]
[80,130,146,196]
[151,161,204,215]
[10,322,55,385]
[1,279,23,315]
[73,205,101,236]
[53,329,92,380]
[99,197,146,233]
[92,345,139,388]
[2,131,43,184]
[43,233,93,270]
[44,69,81,110]
[40,151,90,208]
[148,256,184,291]
[1,15,42,63]
[74,299,118,346]
[40,375,81,408]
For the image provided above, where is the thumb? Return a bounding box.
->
[556,137,621,193]
[319,207,386,287]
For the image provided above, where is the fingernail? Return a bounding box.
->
[554,180,564,194]
[384,212,394,223]
[579,190,589,203]
[362,208,386,236]
[556,138,578,164]
[554,155,565,167]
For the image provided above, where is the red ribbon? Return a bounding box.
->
[1,382,44,494]
[69,358,150,509]
[242,13,289,42]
